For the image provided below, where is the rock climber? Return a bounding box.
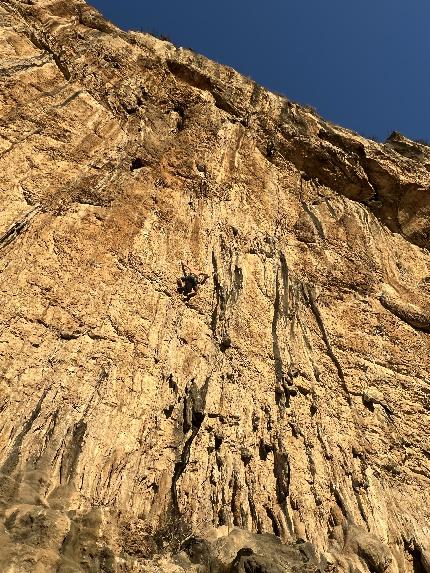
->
[177,262,208,300]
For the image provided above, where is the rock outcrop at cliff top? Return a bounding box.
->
[1,1,430,571]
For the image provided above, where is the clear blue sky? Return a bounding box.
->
[90,0,429,142]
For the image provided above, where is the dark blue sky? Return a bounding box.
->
[91,0,429,142]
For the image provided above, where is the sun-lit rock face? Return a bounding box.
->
[1,1,430,571]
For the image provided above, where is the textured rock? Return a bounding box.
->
[1,0,430,571]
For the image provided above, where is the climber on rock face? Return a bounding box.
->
[181,271,199,297]
[177,262,209,300]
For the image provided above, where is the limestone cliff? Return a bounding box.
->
[0,1,430,571]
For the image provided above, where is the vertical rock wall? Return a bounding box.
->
[0,1,429,571]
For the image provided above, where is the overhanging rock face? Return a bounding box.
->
[0,1,430,571]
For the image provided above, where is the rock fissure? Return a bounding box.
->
[303,285,353,406]
[0,204,41,250]
[28,31,71,81]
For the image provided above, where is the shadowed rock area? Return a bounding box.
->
[0,1,430,571]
